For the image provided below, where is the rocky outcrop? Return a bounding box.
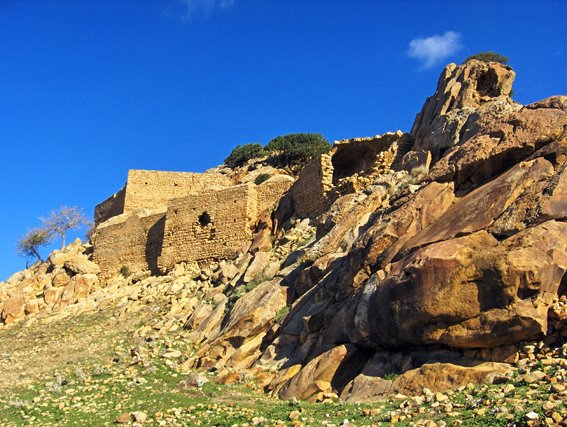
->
[409,59,518,166]
[3,59,565,404]
[0,240,100,324]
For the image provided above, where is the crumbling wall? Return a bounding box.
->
[285,154,334,219]
[332,132,402,183]
[94,187,126,226]
[93,210,166,278]
[256,175,295,215]
[158,184,258,272]
[123,170,231,213]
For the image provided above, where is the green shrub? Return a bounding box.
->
[254,173,271,185]
[464,51,509,65]
[265,133,331,169]
[224,143,265,168]
[383,372,400,380]
[119,265,131,278]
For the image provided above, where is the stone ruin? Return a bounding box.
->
[92,169,294,278]
[92,129,408,280]
[277,130,410,221]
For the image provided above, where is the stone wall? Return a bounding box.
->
[123,170,231,213]
[332,132,402,183]
[256,175,295,215]
[94,187,126,226]
[93,210,166,278]
[279,134,405,222]
[92,169,293,277]
[285,154,334,219]
[158,184,257,271]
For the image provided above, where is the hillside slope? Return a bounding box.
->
[1,59,566,425]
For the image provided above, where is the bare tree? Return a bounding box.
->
[16,228,53,262]
[41,206,90,248]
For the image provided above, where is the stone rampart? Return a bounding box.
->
[93,168,293,277]
[285,154,334,219]
[256,175,295,215]
[123,169,231,213]
[93,209,166,278]
[158,184,257,271]
[280,133,403,221]
[94,187,126,226]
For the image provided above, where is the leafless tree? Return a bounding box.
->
[41,206,90,248]
[16,228,53,262]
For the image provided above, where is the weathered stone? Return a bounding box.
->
[540,163,567,220]
[24,298,42,315]
[392,362,513,396]
[43,287,62,305]
[243,252,271,283]
[401,149,432,172]
[1,293,25,324]
[356,220,567,350]
[402,158,553,253]
[278,345,353,400]
[410,60,517,163]
[428,98,567,185]
[115,413,131,424]
[361,181,455,268]
[184,300,214,330]
[52,271,71,287]
[64,258,101,275]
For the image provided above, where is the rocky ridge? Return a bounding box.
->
[1,59,566,416]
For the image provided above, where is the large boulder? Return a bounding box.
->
[355,221,567,349]
[1,293,26,324]
[278,345,356,401]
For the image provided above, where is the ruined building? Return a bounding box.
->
[92,132,410,279]
[92,169,294,278]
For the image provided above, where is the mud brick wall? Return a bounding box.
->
[93,210,166,278]
[94,187,126,226]
[286,154,334,219]
[158,184,257,272]
[123,170,231,213]
[256,175,295,215]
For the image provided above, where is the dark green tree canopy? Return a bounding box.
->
[224,143,265,168]
[265,133,331,169]
[464,51,509,65]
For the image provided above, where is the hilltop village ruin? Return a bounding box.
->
[92,170,294,278]
[91,129,406,279]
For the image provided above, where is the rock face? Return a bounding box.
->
[409,59,518,165]
[3,59,566,403]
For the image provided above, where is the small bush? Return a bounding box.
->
[254,173,271,185]
[224,143,265,168]
[410,165,429,178]
[265,133,331,170]
[119,265,131,278]
[273,305,289,324]
[464,51,509,65]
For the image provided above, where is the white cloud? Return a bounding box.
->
[408,31,462,69]
[179,0,234,19]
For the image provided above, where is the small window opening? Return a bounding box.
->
[198,212,211,226]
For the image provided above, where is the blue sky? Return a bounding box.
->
[1,0,566,280]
